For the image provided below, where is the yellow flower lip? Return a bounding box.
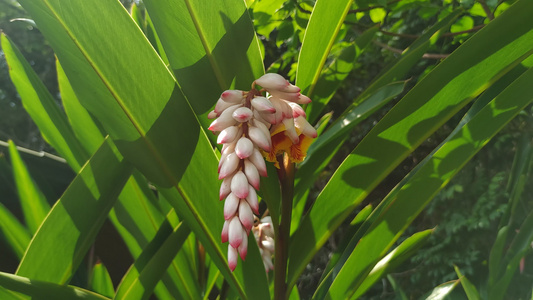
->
[262,123,315,168]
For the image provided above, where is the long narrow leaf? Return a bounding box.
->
[16,137,133,283]
[114,222,191,300]
[0,200,31,260]
[288,0,533,288]
[0,271,110,300]
[296,0,353,96]
[327,56,533,299]
[7,140,50,234]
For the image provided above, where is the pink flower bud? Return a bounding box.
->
[244,160,260,190]
[239,201,254,231]
[288,102,306,118]
[255,73,289,89]
[251,97,276,113]
[238,231,248,260]
[228,245,238,271]
[269,90,301,102]
[282,118,299,144]
[224,193,239,220]
[248,126,271,152]
[229,216,244,248]
[208,110,217,119]
[215,98,235,114]
[231,171,249,199]
[219,174,233,200]
[248,149,268,177]
[246,186,259,214]
[235,137,254,159]
[297,94,312,104]
[208,104,241,131]
[221,220,229,243]
[295,116,317,138]
[252,120,272,148]
[232,107,253,123]
[219,143,235,172]
[219,153,239,179]
[221,90,245,103]
[218,126,240,144]
[262,237,275,253]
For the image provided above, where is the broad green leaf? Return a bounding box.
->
[454,265,480,300]
[90,262,115,298]
[0,271,110,300]
[296,0,354,96]
[306,26,379,123]
[57,60,104,155]
[57,32,201,300]
[326,54,533,299]
[17,0,264,298]
[352,229,433,298]
[8,140,50,234]
[115,221,192,300]
[0,200,31,260]
[425,280,460,300]
[292,81,404,223]
[16,137,133,283]
[1,34,88,172]
[288,0,533,288]
[143,0,264,116]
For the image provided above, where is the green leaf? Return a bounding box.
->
[288,0,533,289]
[143,0,264,116]
[18,0,266,298]
[352,229,434,298]
[306,26,379,123]
[326,52,533,299]
[0,199,31,260]
[1,34,88,172]
[296,0,354,96]
[115,221,192,300]
[58,57,183,300]
[454,265,480,300]
[90,262,115,298]
[425,280,460,300]
[8,140,50,234]
[0,271,110,300]
[16,138,133,284]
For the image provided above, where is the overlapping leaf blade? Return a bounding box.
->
[288,0,533,289]
[296,0,354,96]
[326,56,533,299]
[16,137,133,283]
[7,141,50,235]
[17,0,266,298]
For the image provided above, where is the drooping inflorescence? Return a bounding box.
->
[208,73,317,271]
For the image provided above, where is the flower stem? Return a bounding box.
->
[274,153,295,300]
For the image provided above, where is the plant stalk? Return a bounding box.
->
[274,154,295,300]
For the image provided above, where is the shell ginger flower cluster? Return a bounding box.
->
[208,73,317,272]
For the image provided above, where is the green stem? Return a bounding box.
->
[274,154,295,300]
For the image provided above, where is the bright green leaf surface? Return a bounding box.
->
[0,271,110,300]
[296,0,353,96]
[1,34,88,172]
[288,0,533,289]
[454,265,480,300]
[326,53,533,299]
[8,140,50,234]
[90,262,115,298]
[16,138,133,284]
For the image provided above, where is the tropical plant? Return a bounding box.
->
[0,0,532,299]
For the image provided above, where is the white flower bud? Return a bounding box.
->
[232,107,253,123]
[230,171,249,199]
[229,216,244,248]
[235,137,254,159]
[219,153,239,179]
[228,245,238,271]
[224,193,239,220]
[248,126,271,152]
[251,96,276,113]
[248,149,268,177]
[239,200,254,231]
[244,160,260,190]
[221,90,245,103]
[245,185,259,214]
[218,126,240,144]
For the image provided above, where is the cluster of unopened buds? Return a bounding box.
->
[208,73,317,271]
